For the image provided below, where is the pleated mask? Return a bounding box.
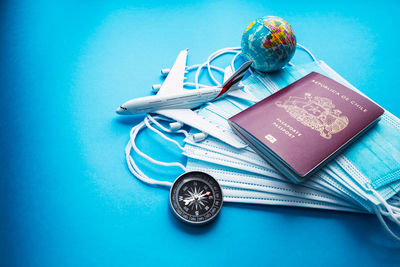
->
[185,52,400,239]
[123,46,400,240]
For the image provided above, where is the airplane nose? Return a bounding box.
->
[116,106,128,115]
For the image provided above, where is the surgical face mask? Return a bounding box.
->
[123,45,400,240]
[126,114,365,214]
[183,132,371,212]
[191,51,400,239]
[255,60,400,201]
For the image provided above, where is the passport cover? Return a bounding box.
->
[228,72,384,183]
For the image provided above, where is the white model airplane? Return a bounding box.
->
[116,49,255,148]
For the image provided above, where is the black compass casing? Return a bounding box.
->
[169,171,223,225]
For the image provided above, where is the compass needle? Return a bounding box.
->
[170,172,223,225]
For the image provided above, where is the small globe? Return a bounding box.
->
[241,16,296,72]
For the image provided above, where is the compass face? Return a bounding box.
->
[170,171,223,225]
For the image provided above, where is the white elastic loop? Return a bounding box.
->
[187,63,226,89]
[144,117,185,151]
[389,194,400,207]
[124,47,244,188]
[194,47,241,89]
[195,62,213,89]
[390,205,400,213]
[230,51,242,71]
[126,144,172,187]
[379,206,400,226]
[124,46,238,187]
[380,210,400,220]
[188,62,223,89]
[207,48,241,85]
[128,119,186,171]
[186,64,226,74]
[297,43,318,62]
[373,205,400,241]
[146,114,189,138]
[146,114,174,132]
[371,188,400,226]
[125,122,173,187]
[130,122,186,170]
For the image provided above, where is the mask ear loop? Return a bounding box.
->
[206,47,241,86]
[284,43,318,67]
[388,194,400,209]
[373,205,400,241]
[144,116,186,152]
[125,45,318,187]
[230,50,243,72]
[195,47,241,89]
[369,187,400,224]
[125,121,173,187]
[184,64,226,88]
[296,43,318,62]
[126,47,244,185]
[125,115,188,187]
[223,44,317,70]
[146,114,190,138]
[125,47,239,186]
[366,186,400,241]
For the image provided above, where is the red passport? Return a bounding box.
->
[228,72,384,183]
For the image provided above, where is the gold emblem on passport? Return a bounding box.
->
[275,93,349,139]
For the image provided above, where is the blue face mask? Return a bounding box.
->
[122,46,400,240]
[193,52,400,239]
[254,60,400,201]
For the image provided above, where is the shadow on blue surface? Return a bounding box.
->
[168,208,221,235]
[113,114,146,126]
[2,0,400,266]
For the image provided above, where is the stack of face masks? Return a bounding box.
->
[124,46,400,240]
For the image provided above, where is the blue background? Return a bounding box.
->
[1,0,400,266]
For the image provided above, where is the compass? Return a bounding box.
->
[169,171,223,225]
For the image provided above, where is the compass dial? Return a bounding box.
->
[170,171,223,225]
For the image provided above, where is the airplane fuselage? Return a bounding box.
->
[117,86,230,115]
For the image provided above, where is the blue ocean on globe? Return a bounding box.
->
[241,16,296,72]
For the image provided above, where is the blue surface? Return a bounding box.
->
[1,0,400,266]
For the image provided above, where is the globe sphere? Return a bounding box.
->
[241,16,296,72]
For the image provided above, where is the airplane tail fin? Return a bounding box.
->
[214,61,252,99]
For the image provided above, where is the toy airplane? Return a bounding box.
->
[116,49,254,148]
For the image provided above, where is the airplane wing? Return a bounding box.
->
[155,108,247,149]
[153,53,251,149]
[156,49,188,96]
